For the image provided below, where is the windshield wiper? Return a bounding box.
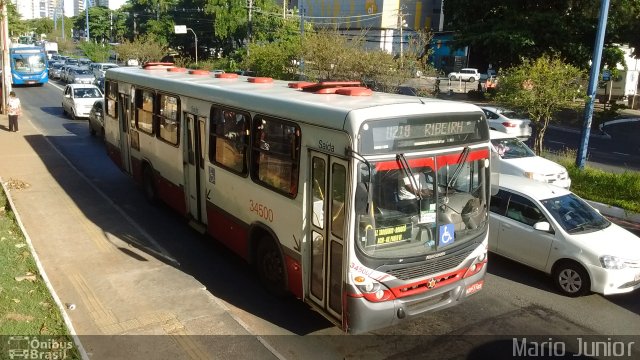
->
[397,153,422,200]
[448,147,470,189]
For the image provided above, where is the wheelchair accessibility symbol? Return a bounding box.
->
[439,224,455,246]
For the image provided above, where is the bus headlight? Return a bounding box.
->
[352,275,394,302]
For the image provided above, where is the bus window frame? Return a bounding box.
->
[105,80,118,118]
[250,115,301,199]
[209,105,250,176]
[135,88,155,135]
[156,93,181,147]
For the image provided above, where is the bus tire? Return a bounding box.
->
[256,238,287,298]
[142,165,158,204]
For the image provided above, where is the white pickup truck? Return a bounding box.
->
[448,68,481,82]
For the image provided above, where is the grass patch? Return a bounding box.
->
[0,188,81,358]
[546,149,640,214]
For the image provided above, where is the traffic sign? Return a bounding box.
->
[602,70,611,81]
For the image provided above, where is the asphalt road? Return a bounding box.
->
[12,82,640,358]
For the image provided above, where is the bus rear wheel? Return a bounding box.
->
[256,238,286,298]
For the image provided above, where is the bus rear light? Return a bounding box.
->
[501,121,517,128]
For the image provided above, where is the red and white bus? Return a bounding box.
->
[104,64,492,333]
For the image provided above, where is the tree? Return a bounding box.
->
[116,34,167,64]
[78,41,112,62]
[72,6,112,42]
[493,55,584,155]
[443,0,640,71]
[7,1,29,37]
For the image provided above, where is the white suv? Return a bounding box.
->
[448,68,481,82]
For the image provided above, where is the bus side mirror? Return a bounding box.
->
[355,182,370,215]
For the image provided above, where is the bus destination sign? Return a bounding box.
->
[377,120,476,141]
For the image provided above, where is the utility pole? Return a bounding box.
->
[1,0,11,114]
[299,7,305,79]
[576,0,610,169]
[110,11,113,43]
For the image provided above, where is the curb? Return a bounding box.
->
[1,178,89,360]
[585,199,640,225]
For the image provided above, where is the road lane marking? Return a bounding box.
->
[613,152,630,156]
[548,140,565,145]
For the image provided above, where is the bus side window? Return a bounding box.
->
[135,89,154,134]
[209,106,249,175]
[251,117,301,197]
[158,94,180,146]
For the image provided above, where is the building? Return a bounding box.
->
[96,0,127,10]
[12,0,50,20]
[293,0,444,55]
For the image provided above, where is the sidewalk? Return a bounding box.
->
[0,114,275,359]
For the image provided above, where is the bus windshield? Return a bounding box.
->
[355,149,490,260]
[12,54,46,73]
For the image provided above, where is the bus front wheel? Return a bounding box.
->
[256,238,286,298]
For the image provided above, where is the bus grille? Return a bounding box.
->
[383,248,474,281]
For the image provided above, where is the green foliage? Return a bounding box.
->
[72,6,114,42]
[552,158,640,214]
[444,0,640,70]
[78,41,112,62]
[0,191,78,343]
[115,34,167,64]
[494,55,584,154]
[244,41,300,80]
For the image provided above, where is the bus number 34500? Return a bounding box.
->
[249,200,274,222]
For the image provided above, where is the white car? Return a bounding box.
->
[448,68,481,82]
[489,175,640,296]
[491,130,571,189]
[61,84,103,119]
[482,106,532,139]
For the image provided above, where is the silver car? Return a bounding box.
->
[68,68,95,84]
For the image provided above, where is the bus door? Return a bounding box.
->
[308,151,348,322]
[118,93,131,173]
[184,113,208,223]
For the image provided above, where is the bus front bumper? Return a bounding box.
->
[345,267,486,334]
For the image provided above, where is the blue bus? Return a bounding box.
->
[10,46,49,85]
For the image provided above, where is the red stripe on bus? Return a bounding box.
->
[155,176,187,216]
[284,256,303,299]
[374,148,489,171]
[206,203,249,260]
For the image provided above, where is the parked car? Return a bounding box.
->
[90,62,119,79]
[88,99,104,137]
[61,84,103,119]
[481,106,532,139]
[491,130,571,189]
[448,68,481,82]
[489,174,640,296]
[68,67,95,84]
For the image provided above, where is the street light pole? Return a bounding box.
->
[174,25,197,66]
[188,28,198,66]
[576,0,610,169]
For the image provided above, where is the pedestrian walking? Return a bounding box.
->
[8,91,21,132]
